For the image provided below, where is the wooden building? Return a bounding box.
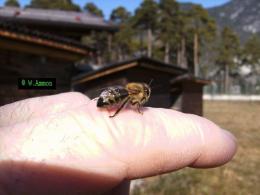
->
[72,57,209,116]
[0,7,117,106]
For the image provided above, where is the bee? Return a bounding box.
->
[96,82,151,117]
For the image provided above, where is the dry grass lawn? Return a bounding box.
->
[131,101,260,195]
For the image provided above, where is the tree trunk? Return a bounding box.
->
[164,42,170,63]
[181,37,188,69]
[107,33,112,61]
[147,28,152,57]
[224,64,229,94]
[140,30,144,54]
[118,48,123,61]
[193,33,199,76]
[177,45,181,65]
[97,52,102,65]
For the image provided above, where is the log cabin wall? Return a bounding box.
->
[181,81,204,116]
[0,49,75,106]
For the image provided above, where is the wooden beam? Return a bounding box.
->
[0,29,89,56]
[0,38,84,61]
[73,62,138,84]
[141,63,181,75]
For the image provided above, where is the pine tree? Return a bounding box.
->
[243,34,260,67]
[4,0,20,7]
[158,0,180,63]
[27,0,80,11]
[188,5,216,76]
[82,3,107,64]
[110,6,131,24]
[110,6,134,61]
[215,27,240,94]
[133,0,158,57]
[83,2,103,17]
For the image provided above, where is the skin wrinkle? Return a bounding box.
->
[17,113,68,161]
[156,110,182,172]
[1,97,34,127]
[101,112,120,147]
[118,112,144,148]
[126,109,177,178]
[77,103,128,175]
[106,113,122,145]
[138,109,147,151]
[100,115,134,179]
[52,113,87,161]
[185,114,206,165]
[77,107,107,158]
[137,110,146,147]
[2,105,23,127]
[2,122,31,161]
[110,114,139,178]
[67,111,100,157]
[150,109,203,170]
[92,105,142,179]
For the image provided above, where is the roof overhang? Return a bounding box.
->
[170,74,211,85]
[0,27,94,61]
[72,57,188,85]
[0,7,118,33]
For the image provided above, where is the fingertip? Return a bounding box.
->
[189,115,237,168]
[149,111,238,169]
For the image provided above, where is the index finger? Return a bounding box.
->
[96,105,237,179]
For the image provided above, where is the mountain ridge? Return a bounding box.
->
[207,0,260,41]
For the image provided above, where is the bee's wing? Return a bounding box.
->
[95,85,123,94]
[116,86,129,99]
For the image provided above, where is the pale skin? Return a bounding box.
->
[0,92,237,195]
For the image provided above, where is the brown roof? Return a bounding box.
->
[72,57,188,85]
[0,7,118,32]
[170,74,211,85]
[0,21,94,56]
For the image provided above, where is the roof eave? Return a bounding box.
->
[72,57,188,85]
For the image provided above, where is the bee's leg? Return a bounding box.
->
[93,97,99,101]
[137,103,143,114]
[109,98,129,118]
[132,102,143,114]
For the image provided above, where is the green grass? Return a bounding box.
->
[131,101,260,195]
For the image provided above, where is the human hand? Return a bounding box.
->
[0,92,237,195]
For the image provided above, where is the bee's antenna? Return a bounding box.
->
[148,79,154,87]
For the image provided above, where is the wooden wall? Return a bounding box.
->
[181,81,204,116]
[0,50,75,106]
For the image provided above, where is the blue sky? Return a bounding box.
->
[0,0,230,18]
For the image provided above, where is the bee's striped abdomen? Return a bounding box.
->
[97,86,128,107]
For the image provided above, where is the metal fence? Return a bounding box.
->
[203,94,260,101]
